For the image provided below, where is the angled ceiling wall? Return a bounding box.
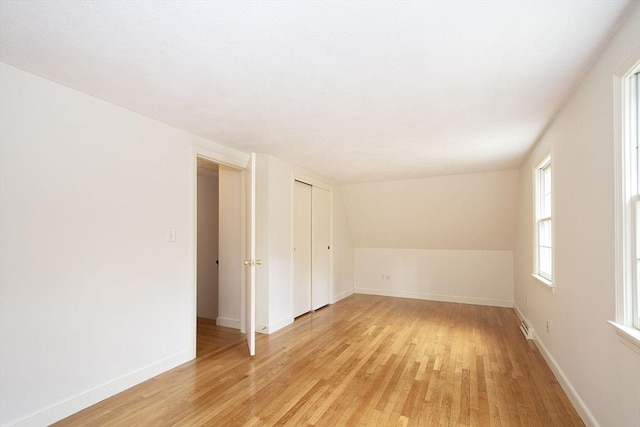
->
[341,169,519,251]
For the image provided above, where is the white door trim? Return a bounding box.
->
[190,145,249,358]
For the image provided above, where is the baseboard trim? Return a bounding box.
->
[8,349,192,427]
[513,303,525,322]
[355,287,513,308]
[532,331,598,427]
[332,288,354,303]
[216,316,240,330]
[513,303,597,426]
[257,316,294,335]
[512,303,535,339]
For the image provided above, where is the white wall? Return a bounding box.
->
[355,248,513,307]
[513,6,640,427]
[196,170,219,320]
[342,170,518,306]
[0,62,248,426]
[217,166,242,329]
[332,186,355,302]
[266,155,294,332]
[342,170,518,250]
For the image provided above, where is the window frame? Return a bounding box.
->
[612,54,640,353]
[533,154,553,287]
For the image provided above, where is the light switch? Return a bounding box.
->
[168,228,176,242]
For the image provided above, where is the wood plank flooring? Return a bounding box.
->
[55,295,584,426]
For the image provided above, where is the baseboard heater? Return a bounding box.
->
[520,319,534,340]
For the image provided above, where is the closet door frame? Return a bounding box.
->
[292,175,333,317]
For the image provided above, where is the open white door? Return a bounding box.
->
[244,153,257,356]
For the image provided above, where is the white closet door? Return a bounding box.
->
[311,186,331,310]
[293,181,312,317]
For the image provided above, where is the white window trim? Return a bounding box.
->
[612,51,640,354]
[533,154,553,289]
[532,272,553,288]
[608,321,640,354]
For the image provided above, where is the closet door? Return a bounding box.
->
[293,181,312,317]
[311,187,331,310]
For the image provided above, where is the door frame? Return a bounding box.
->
[190,145,250,358]
[291,174,334,311]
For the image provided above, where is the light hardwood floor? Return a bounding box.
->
[55,295,584,426]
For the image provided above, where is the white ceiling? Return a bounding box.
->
[0,1,634,183]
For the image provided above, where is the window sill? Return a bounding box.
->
[608,321,640,355]
[531,273,554,291]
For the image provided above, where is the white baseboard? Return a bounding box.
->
[531,330,598,427]
[513,303,525,321]
[216,316,240,330]
[257,316,294,335]
[269,316,294,334]
[332,288,354,303]
[8,349,192,427]
[513,303,597,425]
[512,303,533,339]
[355,287,513,308]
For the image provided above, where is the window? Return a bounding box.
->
[612,56,640,352]
[633,70,640,331]
[622,68,640,330]
[534,155,552,285]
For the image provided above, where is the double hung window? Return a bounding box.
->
[623,69,640,330]
[535,155,552,284]
[613,58,640,350]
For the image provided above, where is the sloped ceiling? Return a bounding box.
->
[0,0,634,182]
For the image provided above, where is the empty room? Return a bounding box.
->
[1,1,639,426]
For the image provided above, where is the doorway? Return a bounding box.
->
[196,159,219,323]
[195,155,247,356]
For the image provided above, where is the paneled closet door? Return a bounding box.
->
[293,181,312,317]
[311,186,331,310]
